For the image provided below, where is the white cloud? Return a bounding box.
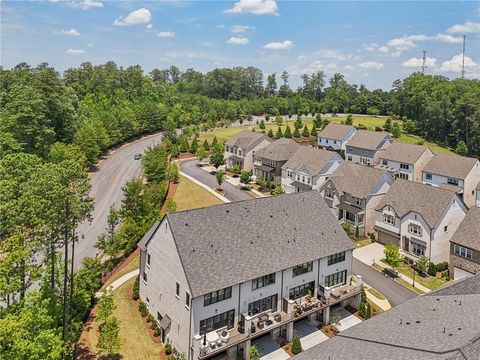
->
[231,25,254,33]
[433,34,464,43]
[68,0,103,10]
[113,8,151,26]
[387,33,463,51]
[263,40,293,50]
[55,28,80,36]
[158,31,175,38]
[359,61,384,69]
[66,48,85,55]
[146,24,153,31]
[377,46,389,54]
[225,0,278,15]
[387,37,416,51]
[227,36,249,45]
[440,54,477,72]
[447,21,480,34]
[87,43,94,47]
[401,57,437,68]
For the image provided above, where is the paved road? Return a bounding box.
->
[353,258,417,307]
[74,133,163,269]
[180,159,254,202]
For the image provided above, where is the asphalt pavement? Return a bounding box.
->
[353,258,417,307]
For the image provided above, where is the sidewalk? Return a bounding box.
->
[363,282,391,311]
[95,269,139,298]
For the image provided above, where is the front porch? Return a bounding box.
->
[338,204,365,235]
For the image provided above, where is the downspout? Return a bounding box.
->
[188,298,193,360]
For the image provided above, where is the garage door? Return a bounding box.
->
[377,231,399,246]
[454,267,475,281]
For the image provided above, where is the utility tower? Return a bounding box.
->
[461,35,466,79]
[421,50,427,74]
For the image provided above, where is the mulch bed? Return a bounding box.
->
[160,181,179,214]
[282,343,294,357]
[177,152,195,160]
[214,188,225,195]
[321,325,339,338]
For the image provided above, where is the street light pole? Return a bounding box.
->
[412,265,416,288]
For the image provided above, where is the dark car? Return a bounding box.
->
[134,153,142,160]
[383,268,399,278]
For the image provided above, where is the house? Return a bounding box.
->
[375,142,434,182]
[422,153,480,208]
[476,180,480,207]
[292,274,480,360]
[224,131,273,171]
[319,162,394,237]
[449,208,480,280]
[281,147,343,193]
[345,130,393,166]
[375,180,468,263]
[138,192,362,360]
[253,138,301,185]
[317,123,356,152]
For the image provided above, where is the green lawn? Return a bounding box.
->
[368,288,386,300]
[397,134,454,154]
[102,254,140,288]
[354,238,373,248]
[372,262,425,295]
[394,262,448,291]
[367,299,384,316]
[174,175,223,211]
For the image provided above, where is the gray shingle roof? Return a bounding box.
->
[293,275,480,360]
[165,191,353,297]
[225,130,271,149]
[378,142,431,164]
[376,179,458,229]
[318,123,355,141]
[281,147,341,175]
[255,138,301,161]
[347,129,391,150]
[328,162,391,199]
[423,154,479,180]
[450,207,480,251]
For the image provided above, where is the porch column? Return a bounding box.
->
[323,306,330,325]
[286,322,294,342]
[239,339,251,360]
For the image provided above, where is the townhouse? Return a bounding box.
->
[224,131,273,171]
[317,123,356,152]
[281,147,343,193]
[253,138,301,185]
[422,153,480,208]
[293,274,480,360]
[138,192,361,360]
[345,130,393,166]
[375,142,434,182]
[375,180,468,263]
[477,180,480,207]
[449,208,480,280]
[319,162,394,237]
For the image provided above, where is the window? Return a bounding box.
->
[361,157,371,166]
[454,244,473,259]
[248,294,278,315]
[146,297,150,306]
[397,173,409,180]
[354,197,362,206]
[238,150,242,156]
[325,270,347,288]
[347,156,353,161]
[400,163,410,170]
[200,309,235,335]
[409,241,426,257]
[289,281,315,300]
[326,139,329,144]
[334,140,337,145]
[292,262,313,277]
[252,273,275,290]
[185,293,190,309]
[143,272,148,284]
[204,287,232,306]
[307,178,311,184]
[328,252,346,266]
[147,253,151,267]
[175,282,180,298]
[408,223,422,236]
[425,173,432,180]
[325,188,334,199]
[383,214,395,225]
[382,159,388,166]
[444,225,448,233]
[225,146,229,152]
[157,312,163,322]
[447,178,459,186]
[302,175,305,183]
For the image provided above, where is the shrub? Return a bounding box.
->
[341,223,351,235]
[374,126,383,132]
[169,355,176,360]
[138,302,148,317]
[369,233,376,241]
[356,123,367,130]
[365,302,372,319]
[436,262,449,272]
[427,262,437,276]
[165,343,172,355]
[355,225,360,238]
[133,275,140,300]
[291,336,302,355]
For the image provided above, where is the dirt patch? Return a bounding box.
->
[214,189,225,195]
[282,343,294,357]
[321,325,339,338]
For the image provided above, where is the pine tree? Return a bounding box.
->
[293,126,301,138]
[202,139,210,151]
[211,136,218,147]
[310,125,318,137]
[189,137,198,153]
[267,129,274,138]
[284,126,292,138]
[455,140,468,156]
[291,335,302,354]
[302,125,310,137]
[275,127,283,139]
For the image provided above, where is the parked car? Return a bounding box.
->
[383,268,399,278]
[134,153,142,160]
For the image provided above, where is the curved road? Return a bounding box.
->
[74,133,163,269]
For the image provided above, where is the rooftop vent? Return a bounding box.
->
[416,320,421,324]
[185,223,188,226]
[226,210,229,213]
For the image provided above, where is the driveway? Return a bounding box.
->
[252,335,289,360]
[293,319,329,350]
[353,243,386,266]
[330,306,362,332]
[180,159,254,202]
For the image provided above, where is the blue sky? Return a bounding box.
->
[1,0,479,89]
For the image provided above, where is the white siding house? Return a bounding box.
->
[317,123,356,152]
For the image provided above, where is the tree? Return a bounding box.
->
[196,146,207,162]
[272,185,285,195]
[455,140,468,156]
[291,335,302,355]
[248,345,260,360]
[314,114,323,128]
[97,290,116,323]
[330,314,342,327]
[267,129,274,138]
[48,142,87,169]
[275,115,283,126]
[391,122,402,138]
[168,162,180,183]
[293,126,301,138]
[215,171,224,189]
[384,244,402,271]
[240,171,252,187]
[97,316,123,356]
[259,120,266,130]
[96,205,121,257]
[166,199,177,213]
[142,144,168,183]
[355,225,360,238]
[302,124,310,137]
[210,143,225,169]
[265,73,277,96]
[415,256,428,274]
[120,178,148,222]
[73,119,109,163]
[383,117,392,132]
[189,137,198,153]
[310,125,318,137]
[202,139,210,151]
[358,286,368,318]
[345,114,354,125]
[275,127,283,139]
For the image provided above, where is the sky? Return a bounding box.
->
[1,0,479,89]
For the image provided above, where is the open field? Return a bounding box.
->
[197,115,455,155]
[174,175,223,211]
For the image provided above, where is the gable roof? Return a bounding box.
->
[225,130,271,150]
[293,275,480,360]
[378,142,431,164]
[328,162,391,199]
[376,179,458,229]
[451,207,480,251]
[318,123,355,141]
[423,153,479,179]
[162,191,353,297]
[347,129,391,150]
[255,138,301,161]
[281,147,341,175]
